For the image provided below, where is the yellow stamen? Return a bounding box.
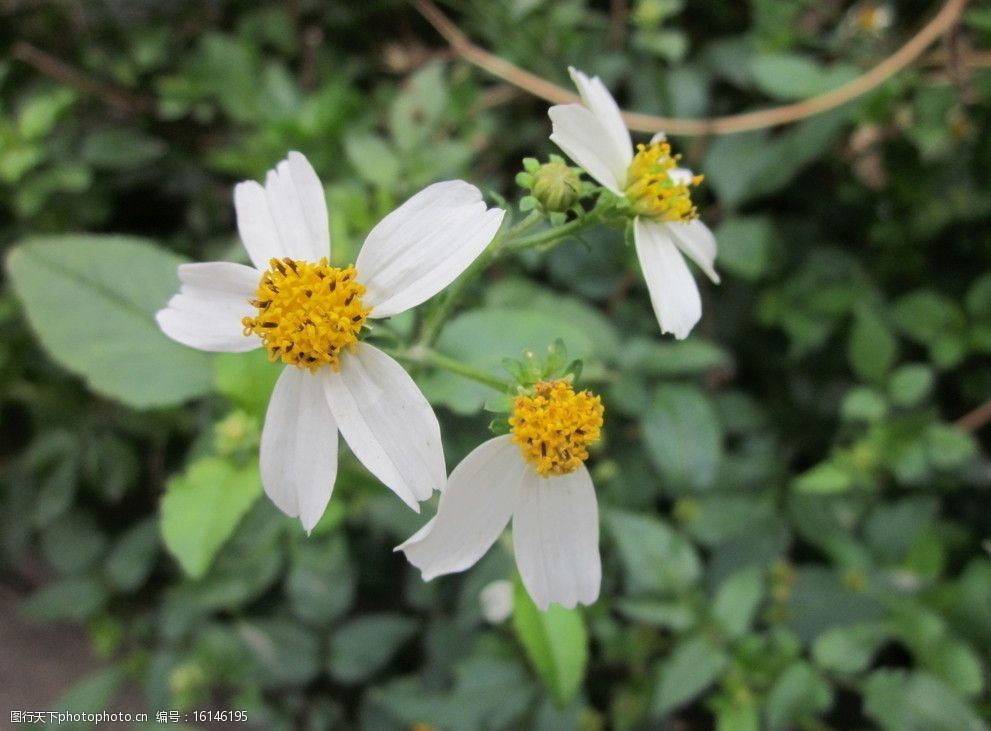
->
[625,141,703,222]
[242,257,371,372]
[509,380,604,477]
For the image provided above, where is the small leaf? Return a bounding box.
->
[764,661,833,731]
[606,510,700,596]
[652,635,727,716]
[713,216,775,281]
[512,576,588,706]
[327,613,418,684]
[848,309,897,382]
[711,567,764,638]
[5,235,214,408]
[160,457,262,579]
[641,384,723,493]
[792,462,852,494]
[888,364,934,407]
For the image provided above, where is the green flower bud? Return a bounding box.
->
[531,160,581,212]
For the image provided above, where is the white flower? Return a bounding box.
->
[398,380,603,611]
[157,151,505,531]
[548,67,720,339]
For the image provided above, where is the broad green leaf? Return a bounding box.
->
[641,384,722,493]
[5,235,213,408]
[616,599,696,631]
[711,567,763,638]
[237,618,320,688]
[713,216,775,281]
[812,622,889,674]
[751,53,857,101]
[104,518,159,592]
[616,337,731,376]
[925,424,978,469]
[841,386,888,422]
[888,364,934,407]
[606,510,700,596]
[512,576,588,706]
[40,511,107,575]
[863,670,987,731]
[764,661,833,731]
[160,457,262,579]
[214,348,281,417]
[285,533,355,626]
[21,577,107,622]
[652,635,727,716]
[327,613,418,684]
[344,133,400,188]
[51,665,127,731]
[792,462,852,494]
[786,568,885,643]
[848,309,897,382]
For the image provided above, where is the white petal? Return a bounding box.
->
[667,219,720,284]
[234,152,330,268]
[549,104,627,194]
[324,342,445,509]
[155,262,261,352]
[234,180,284,269]
[512,464,601,611]
[634,218,702,339]
[397,436,526,579]
[356,181,504,318]
[568,67,633,171]
[259,367,339,533]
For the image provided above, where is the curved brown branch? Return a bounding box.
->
[413,0,970,136]
[955,398,991,432]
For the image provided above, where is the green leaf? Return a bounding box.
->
[285,534,355,626]
[751,53,858,101]
[214,348,281,417]
[616,337,731,376]
[711,567,764,638]
[51,665,127,731]
[792,462,852,494]
[5,235,214,408]
[764,661,833,731]
[606,510,701,596]
[840,386,888,422]
[713,216,775,281]
[327,613,418,684]
[652,635,728,716]
[848,309,897,382]
[344,133,400,188]
[641,384,722,493]
[863,670,987,731]
[21,577,107,622]
[512,576,588,706]
[40,512,107,575]
[104,518,159,592]
[160,457,262,579]
[888,364,934,407]
[237,618,321,688]
[925,424,978,469]
[812,622,889,674]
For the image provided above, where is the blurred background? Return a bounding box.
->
[1,0,990,729]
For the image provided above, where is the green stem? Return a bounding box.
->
[386,346,512,392]
[506,213,597,253]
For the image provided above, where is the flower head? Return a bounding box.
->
[548,68,720,339]
[398,380,604,610]
[157,152,505,531]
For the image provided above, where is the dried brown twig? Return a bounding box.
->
[412,0,971,136]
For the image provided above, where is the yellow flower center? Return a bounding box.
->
[241,257,371,372]
[624,141,703,222]
[509,380,604,477]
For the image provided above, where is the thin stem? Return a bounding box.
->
[507,214,596,252]
[386,346,512,392]
[412,0,969,135]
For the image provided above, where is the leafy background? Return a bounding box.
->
[2,0,990,729]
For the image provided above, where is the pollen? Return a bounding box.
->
[241,257,371,372]
[624,141,703,222]
[509,380,604,477]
